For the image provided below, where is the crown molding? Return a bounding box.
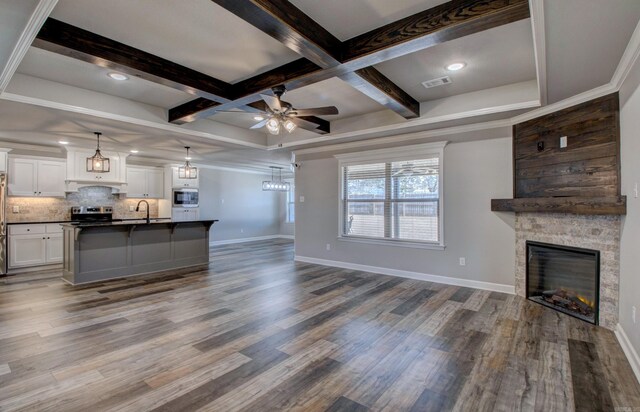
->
[271,98,537,150]
[611,16,640,90]
[529,0,547,105]
[0,0,58,94]
[0,92,267,150]
[293,119,512,156]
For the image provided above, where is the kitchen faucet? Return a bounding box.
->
[135,200,150,224]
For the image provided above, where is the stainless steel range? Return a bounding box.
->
[71,206,114,222]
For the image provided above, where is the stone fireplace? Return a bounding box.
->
[515,213,621,329]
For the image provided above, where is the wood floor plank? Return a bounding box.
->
[0,239,638,412]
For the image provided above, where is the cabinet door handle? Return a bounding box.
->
[26,229,30,231]
[38,192,41,195]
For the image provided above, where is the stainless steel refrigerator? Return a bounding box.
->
[0,174,6,275]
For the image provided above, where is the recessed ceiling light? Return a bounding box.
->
[130,149,139,153]
[253,115,264,121]
[107,72,128,81]
[58,140,69,145]
[446,62,466,71]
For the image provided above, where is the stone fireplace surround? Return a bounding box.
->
[515,213,621,329]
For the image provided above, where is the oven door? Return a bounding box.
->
[173,189,199,207]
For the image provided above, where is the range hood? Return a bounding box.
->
[64,148,129,193]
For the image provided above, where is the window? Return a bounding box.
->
[286,179,295,223]
[337,142,445,247]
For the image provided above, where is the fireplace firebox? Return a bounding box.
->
[526,241,600,324]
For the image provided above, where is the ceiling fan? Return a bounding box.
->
[221,85,339,135]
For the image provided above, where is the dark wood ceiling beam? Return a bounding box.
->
[210,0,419,120]
[340,67,420,119]
[172,0,529,124]
[210,0,341,68]
[34,18,233,104]
[341,0,530,70]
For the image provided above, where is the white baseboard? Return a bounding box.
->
[615,323,640,384]
[294,255,515,294]
[210,234,294,246]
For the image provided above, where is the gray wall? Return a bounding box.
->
[198,168,280,242]
[294,137,516,288]
[619,58,640,358]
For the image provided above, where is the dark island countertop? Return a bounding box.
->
[61,219,219,228]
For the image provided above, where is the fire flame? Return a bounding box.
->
[577,295,595,308]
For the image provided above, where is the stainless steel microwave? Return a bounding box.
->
[172,188,199,207]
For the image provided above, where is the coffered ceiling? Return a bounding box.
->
[0,0,639,171]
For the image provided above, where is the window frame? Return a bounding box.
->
[336,142,447,250]
[285,178,295,223]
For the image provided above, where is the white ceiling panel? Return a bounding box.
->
[50,0,301,83]
[545,0,640,103]
[17,48,193,108]
[375,19,536,102]
[290,0,448,41]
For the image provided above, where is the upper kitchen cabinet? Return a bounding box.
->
[171,166,199,188]
[8,157,66,197]
[126,166,164,198]
[66,149,128,183]
[0,149,9,173]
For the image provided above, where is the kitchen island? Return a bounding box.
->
[61,219,217,285]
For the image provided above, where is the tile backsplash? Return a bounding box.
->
[6,186,159,222]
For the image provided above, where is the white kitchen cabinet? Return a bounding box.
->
[0,149,9,173]
[8,157,66,197]
[45,234,63,263]
[8,224,64,269]
[9,234,47,268]
[171,208,199,222]
[171,167,199,188]
[126,166,164,198]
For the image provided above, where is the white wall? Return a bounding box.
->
[619,58,640,361]
[198,168,281,242]
[294,137,515,289]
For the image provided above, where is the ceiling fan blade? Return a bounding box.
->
[250,119,269,129]
[290,106,339,116]
[260,94,282,112]
[290,117,322,132]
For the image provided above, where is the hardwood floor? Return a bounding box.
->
[1,239,639,411]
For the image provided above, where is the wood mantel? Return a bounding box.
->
[491,196,626,215]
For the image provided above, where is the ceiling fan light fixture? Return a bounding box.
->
[283,119,297,133]
[266,118,280,134]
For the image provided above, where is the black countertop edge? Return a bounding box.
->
[8,220,74,225]
[61,219,219,228]
[7,218,175,225]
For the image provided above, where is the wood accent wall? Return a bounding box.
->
[513,93,620,198]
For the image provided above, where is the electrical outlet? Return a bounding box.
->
[129,205,135,212]
[299,196,305,203]
[240,228,244,233]
[633,306,637,324]
[12,206,19,213]
[326,243,331,251]
[634,183,638,199]
[221,198,225,204]
[459,257,466,266]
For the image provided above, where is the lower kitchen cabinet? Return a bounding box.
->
[8,224,64,269]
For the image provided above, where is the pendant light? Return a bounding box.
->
[86,132,110,173]
[178,146,198,179]
[262,166,290,191]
